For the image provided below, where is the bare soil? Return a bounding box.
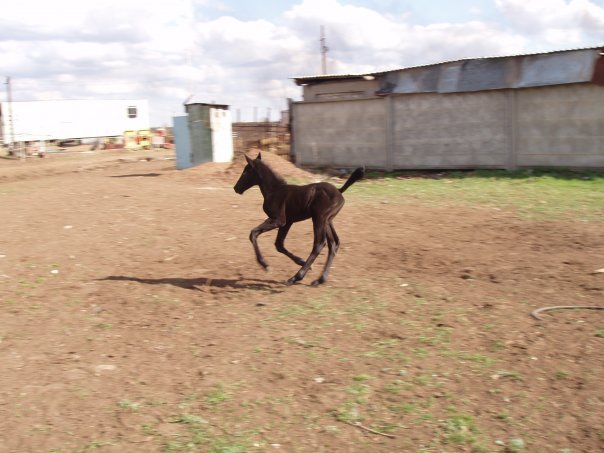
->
[0,150,602,452]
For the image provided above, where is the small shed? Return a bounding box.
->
[173,98,234,169]
[291,46,604,170]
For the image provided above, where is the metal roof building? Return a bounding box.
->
[290,46,604,170]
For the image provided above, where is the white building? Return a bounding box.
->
[0,99,150,144]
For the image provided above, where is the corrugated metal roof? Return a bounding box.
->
[292,45,604,85]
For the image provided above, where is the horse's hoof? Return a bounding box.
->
[311,277,325,287]
[286,276,299,286]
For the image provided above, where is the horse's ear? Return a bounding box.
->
[245,154,254,166]
[256,152,262,160]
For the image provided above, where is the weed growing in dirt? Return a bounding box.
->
[117,400,142,411]
[442,413,479,444]
[204,384,232,407]
[334,375,372,423]
[163,413,256,452]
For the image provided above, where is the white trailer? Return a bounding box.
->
[0,99,149,144]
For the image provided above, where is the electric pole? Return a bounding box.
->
[320,26,329,75]
[4,77,16,155]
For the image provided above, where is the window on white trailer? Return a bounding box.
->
[127,106,137,118]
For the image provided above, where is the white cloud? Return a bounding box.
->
[495,0,604,45]
[283,0,528,73]
[1,0,603,126]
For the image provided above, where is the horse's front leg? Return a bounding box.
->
[275,223,306,266]
[250,218,279,270]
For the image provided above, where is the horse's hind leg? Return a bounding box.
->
[311,221,339,286]
[286,220,327,285]
[275,223,306,266]
[250,219,278,270]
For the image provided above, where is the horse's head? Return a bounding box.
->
[234,153,262,194]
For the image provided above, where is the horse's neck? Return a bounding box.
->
[257,164,285,197]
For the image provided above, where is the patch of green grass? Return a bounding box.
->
[370,421,399,434]
[170,414,208,425]
[354,169,604,220]
[412,374,432,386]
[441,350,496,367]
[417,327,452,346]
[507,437,526,452]
[412,348,430,358]
[352,373,371,382]
[205,384,232,407]
[177,393,199,410]
[490,340,506,352]
[117,400,142,411]
[595,329,604,338]
[335,376,373,422]
[442,414,479,445]
[361,339,407,361]
[389,402,417,414]
[383,379,408,395]
[458,352,496,366]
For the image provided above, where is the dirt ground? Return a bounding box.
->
[0,149,602,453]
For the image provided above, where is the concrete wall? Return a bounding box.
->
[293,98,388,168]
[292,83,604,169]
[390,91,509,169]
[515,84,604,168]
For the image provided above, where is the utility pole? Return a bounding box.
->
[320,26,329,75]
[4,77,16,156]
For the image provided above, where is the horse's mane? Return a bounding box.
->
[254,159,287,186]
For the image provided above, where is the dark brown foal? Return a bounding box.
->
[234,153,364,286]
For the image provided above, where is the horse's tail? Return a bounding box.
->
[339,167,365,193]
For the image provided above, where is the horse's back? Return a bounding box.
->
[284,182,343,222]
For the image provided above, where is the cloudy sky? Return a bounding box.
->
[2,0,604,126]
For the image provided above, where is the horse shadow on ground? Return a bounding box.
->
[99,275,285,293]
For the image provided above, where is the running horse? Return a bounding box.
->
[234,153,364,286]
